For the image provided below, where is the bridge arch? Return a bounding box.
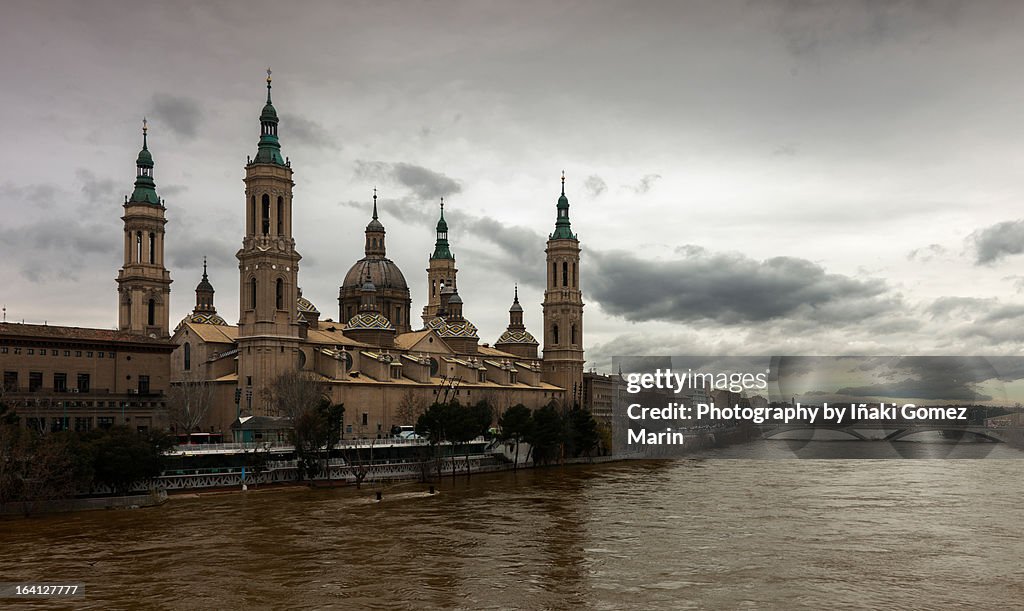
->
[885,427,1004,443]
[762,425,868,441]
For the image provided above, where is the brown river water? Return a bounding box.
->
[2,440,1023,610]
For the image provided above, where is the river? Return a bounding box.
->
[2,440,1023,609]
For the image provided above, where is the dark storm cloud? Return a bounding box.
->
[628,174,661,194]
[0,176,120,282]
[150,93,203,139]
[0,219,116,282]
[339,195,546,287]
[587,248,899,325]
[969,220,1024,264]
[282,114,338,150]
[338,195,434,225]
[830,356,1016,402]
[583,175,607,198]
[354,161,461,201]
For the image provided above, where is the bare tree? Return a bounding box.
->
[395,389,427,427]
[265,370,343,482]
[166,372,215,433]
[266,370,327,419]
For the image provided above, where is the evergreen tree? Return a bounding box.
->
[498,403,533,470]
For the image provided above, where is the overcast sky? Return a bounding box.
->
[3,1,1024,372]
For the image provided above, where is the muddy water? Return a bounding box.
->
[2,442,1023,609]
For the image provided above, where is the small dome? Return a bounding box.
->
[448,293,463,305]
[136,147,154,168]
[342,258,409,293]
[260,101,278,121]
[426,316,478,339]
[497,329,538,345]
[366,217,385,232]
[346,312,395,331]
[175,312,228,331]
[297,296,319,313]
[509,300,523,313]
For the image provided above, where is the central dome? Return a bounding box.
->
[342,258,409,293]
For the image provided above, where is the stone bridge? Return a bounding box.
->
[759,423,1010,443]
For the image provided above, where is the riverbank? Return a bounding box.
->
[0,489,167,517]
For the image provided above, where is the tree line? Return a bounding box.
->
[0,400,172,514]
[415,399,602,472]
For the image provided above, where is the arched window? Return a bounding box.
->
[184,342,191,371]
[432,280,436,297]
[250,196,256,234]
[250,277,257,309]
[147,299,155,326]
[571,324,577,345]
[372,238,377,248]
[552,324,559,344]
[562,261,568,287]
[552,262,557,286]
[261,194,270,235]
[149,233,156,263]
[277,196,284,235]
[136,232,143,262]
[275,278,284,310]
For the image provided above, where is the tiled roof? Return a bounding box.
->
[0,322,174,348]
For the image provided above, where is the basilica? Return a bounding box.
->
[156,74,586,435]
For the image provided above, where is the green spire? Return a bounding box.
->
[431,197,454,260]
[550,170,576,240]
[253,68,285,166]
[129,118,160,205]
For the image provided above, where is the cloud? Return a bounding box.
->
[583,175,607,197]
[457,216,547,287]
[628,173,661,194]
[0,181,60,210]
[283,114,338,150]
[587,248,900,326]
[76,169,120,210]
[354,161,461,200]
[907,243,947,262]
[150,93,203,139]
[969,219,1024,264]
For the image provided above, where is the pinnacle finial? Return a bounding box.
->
[142,117,149,149]
[514,283,519,302]
[202,256,208,280]
[372,187,378,220]
[440,196,445,217]
[561,170,565,195]
[266,68,273,103]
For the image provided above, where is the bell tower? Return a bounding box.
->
[422,197,458,325]
[117,118,172,337]
[236,70,303,416]
[541,172,584,405]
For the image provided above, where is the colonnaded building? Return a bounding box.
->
[170,75,586,436]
